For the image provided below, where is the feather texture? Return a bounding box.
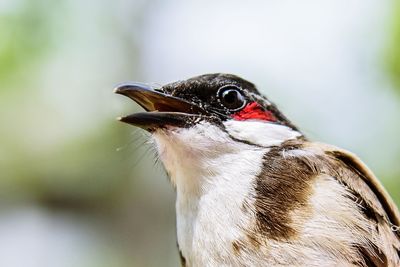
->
[153,120,400,266]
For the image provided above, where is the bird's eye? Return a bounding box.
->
[218,86,246,111]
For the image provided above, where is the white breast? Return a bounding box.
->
[152,122,268,266]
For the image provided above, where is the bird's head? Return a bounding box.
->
[115,73,303,187]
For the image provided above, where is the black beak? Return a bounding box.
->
[114,83,207,129]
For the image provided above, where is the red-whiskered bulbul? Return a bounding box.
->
[115,73,400,267]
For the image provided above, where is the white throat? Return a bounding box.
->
[151,120,300,265]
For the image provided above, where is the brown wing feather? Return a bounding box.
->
[313,143,400,229]
[307,142,400,266]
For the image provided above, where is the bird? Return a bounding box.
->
[115,73,400,267]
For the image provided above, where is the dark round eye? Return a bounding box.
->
[218,86,246,110]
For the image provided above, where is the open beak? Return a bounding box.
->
[114,83,208,130]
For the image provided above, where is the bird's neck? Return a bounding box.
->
[151,121,302,265]
[153,126,268,265]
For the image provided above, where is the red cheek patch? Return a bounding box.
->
[231,102,276,122]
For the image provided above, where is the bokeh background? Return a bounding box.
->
[1,0,400,266]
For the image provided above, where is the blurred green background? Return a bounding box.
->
[0,0,399,266]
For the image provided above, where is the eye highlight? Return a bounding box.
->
[217,86,246,111]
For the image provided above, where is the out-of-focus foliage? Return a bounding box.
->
[1,122,131,203]
[0,0,130,204]
[384,0,400,204]
[0,0,56,83]
[0,1,178,266]
[386,0,400,91]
